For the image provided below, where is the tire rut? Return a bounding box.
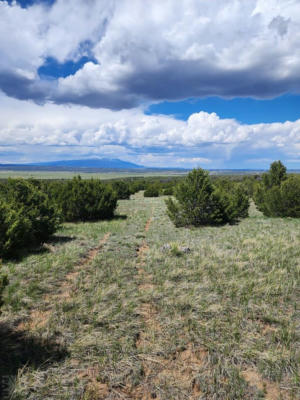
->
[128,215,206,399]
[17,232,111,331]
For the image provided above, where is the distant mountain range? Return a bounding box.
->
[0,159,299,174]
[31,158,144,169]
[0,158,145,170]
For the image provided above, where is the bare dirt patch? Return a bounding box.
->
[79,366,110,399]
[145,218,152,232]
[130,343,206,399]
[17,310,52,331]
[261,324,278,336]
[137,242,149,266]
[139,283,154,291]
[242,368,284,400]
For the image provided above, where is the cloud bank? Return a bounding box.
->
[0,94,299,168]
[1,0,300,108]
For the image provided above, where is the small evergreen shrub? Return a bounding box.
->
[48,176,117,222]
[4,179,60,242]
[129,180,146,194]
[144,185,160,197]
[112,180,131,200]
[262,160,287,189]
[240,176,257,197]
[254,161,300,217]
[280,176,300,217]
[0,200,31,256]
[217,184,250,221]
[163,187,174,196]
[0,179,60,257]
[166,168,249,227]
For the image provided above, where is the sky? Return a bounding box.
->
[0,0,300,169]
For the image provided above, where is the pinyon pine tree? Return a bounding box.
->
[254,161,300,217]
[166,168,249,227]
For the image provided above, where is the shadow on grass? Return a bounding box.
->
[2,235,75,262]
[63,214,128,223]
[48,235,75,245]
[113,214,127,220]
[0,322,68,396]
[1,246,49,263]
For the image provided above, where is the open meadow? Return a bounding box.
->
[0,192,299,399]
[0,170,188,181]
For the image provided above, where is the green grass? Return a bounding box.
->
[0,170,187,180]
[0,193,299,399]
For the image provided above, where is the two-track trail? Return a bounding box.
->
[17,233,111,331]
[124,205,206,400]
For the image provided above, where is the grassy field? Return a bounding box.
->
[0,170,187,180]
[0,193,299,399]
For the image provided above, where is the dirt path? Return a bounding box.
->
[18,232,111,331]
[58,232,111,303]
[127,216,206,400]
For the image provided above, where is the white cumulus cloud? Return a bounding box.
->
[0,93,299,168]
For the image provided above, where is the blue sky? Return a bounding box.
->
[0,0,300,168]
[2,0,55,7]
[147,95,300,125]
[38,56,95,79]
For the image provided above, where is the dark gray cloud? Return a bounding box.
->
[0,71,52,103]
[121,60,300,102]
[269,15,290,37]
[1,58,300,110]
[54,89,137,110]
[1,0,300,109]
